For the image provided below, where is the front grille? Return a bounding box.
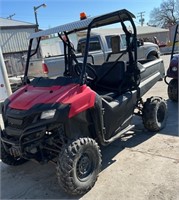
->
[7,115,36,130]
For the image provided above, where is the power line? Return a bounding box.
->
[7,13,16,20]
[138,11,145,26]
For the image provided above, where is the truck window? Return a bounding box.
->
[105,35,115,49]
[120,34,127,48]
[105,35,126,50]
[77,36,101,53]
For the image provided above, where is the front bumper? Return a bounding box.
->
[1,113,66,161]
[1,125,47,157]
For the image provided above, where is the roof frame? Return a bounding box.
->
[29,9,135,39]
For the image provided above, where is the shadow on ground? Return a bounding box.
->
[1,126,155,200]
[101,99,178,171]
[160,99,178,136]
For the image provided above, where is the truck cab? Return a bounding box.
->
[76,31,160,65]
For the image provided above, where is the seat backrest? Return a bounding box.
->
[95,61,126,91]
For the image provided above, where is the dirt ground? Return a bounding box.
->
[1,55,179,200]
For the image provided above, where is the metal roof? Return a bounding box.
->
[0,17,36,28]
[30,17,94,39]
[135,26,169,34]
[91,26,168,35]
[29,9,135,39]
[77,26,169,38]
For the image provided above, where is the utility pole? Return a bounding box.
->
[7,13,16,20]
[138,11,145,26]
[33,3,46,31]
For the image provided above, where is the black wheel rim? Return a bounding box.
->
[76,152,94,181]
[157,104,165,123]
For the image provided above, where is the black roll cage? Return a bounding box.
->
[171,23,179,60]
[24,9,137,85]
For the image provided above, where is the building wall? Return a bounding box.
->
[138,32,169,44]
[0,28,36,53]
[3,52,26,76]
[0,27,37,76]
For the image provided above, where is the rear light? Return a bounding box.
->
[171,66,177,72]
[42,61,49,74]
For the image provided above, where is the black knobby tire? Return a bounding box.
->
[168,79,178,102]
[57,137,102,195]
[142,97,167,131]
[1,143,27,166]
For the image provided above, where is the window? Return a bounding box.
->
[105,34,127,50]
[77,36,102,53]
[105,35,114,49]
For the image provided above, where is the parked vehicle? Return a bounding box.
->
[76,31,160,61]
[43,30,160,77]
[0,9,167,195]
[165,22,178,102]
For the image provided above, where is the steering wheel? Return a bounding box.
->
[74,63,98,82]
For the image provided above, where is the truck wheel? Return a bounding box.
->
[142,97,167,131]
[168,79,178,102]
[147,55,157,60]
[1,143,27,166]
[57,137,102,195]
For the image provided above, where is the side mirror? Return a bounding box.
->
[137,39,144,47]
[111,36,121,53]
[80,43,86,56]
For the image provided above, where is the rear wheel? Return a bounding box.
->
[1,142,27,166]
[57,137,102,195]
[168,79,178,102]
[142,97,167,131]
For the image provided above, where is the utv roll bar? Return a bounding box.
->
[25,9,137,85]
[171,22,179,60]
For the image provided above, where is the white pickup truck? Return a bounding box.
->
[77,31,160,62]
[42,31,160,77]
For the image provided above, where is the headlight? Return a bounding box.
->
[40,109,56,119]
[171,66,177,72]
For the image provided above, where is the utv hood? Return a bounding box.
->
[8,81,96,118]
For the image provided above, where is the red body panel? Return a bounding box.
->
[9,84,96,118]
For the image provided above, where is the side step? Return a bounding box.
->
[102,124,135,145]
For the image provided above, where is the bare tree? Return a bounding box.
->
[149,0,179,28]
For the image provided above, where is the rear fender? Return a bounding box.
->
[147,50,159,59]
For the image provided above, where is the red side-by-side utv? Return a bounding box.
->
[1,9,167,195]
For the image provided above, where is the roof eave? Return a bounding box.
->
[1,25,37,29]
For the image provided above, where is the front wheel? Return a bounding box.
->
[57,137,102,195]
[142,97,167,131]
[168,79,178,102]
